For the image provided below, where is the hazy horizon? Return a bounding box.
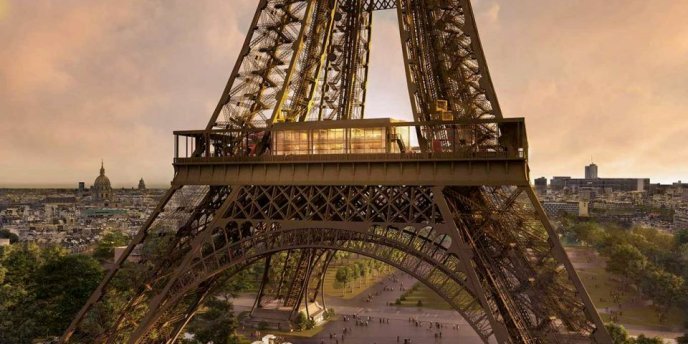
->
[0,163,678,189]
[2,1,688,186]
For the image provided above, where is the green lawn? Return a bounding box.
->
[395,283,453,310]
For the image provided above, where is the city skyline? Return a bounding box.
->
[2,0,688,186]
[0,159,674,189]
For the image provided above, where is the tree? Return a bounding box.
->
[187,299,239,344]
[3,242,41,285]
[93,231,129,261]
[34,254,104,335]
[40,245,68,264]
[640,268,684,322]
[605,323,631,344]
[215,268,255,301]
[635,334,664,344]
[0,245,102,343]
[677,228,688,246]
[571,222,606,247]
[0,229,19,243]
[295,311,308,331]
[335,266,351,296]
[357,261,367,285]
[351,263,360,288]
[606,243,647,279]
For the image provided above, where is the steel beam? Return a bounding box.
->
[173,158,529,186]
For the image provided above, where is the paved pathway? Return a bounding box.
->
[236,271,486,344]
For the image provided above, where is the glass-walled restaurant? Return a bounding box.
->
[271,118,410,155]
[173,117,527,160]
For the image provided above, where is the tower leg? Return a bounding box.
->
[523,187,612,343]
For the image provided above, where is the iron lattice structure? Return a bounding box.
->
[62,1,613,343]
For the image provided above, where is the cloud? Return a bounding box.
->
[0,0,253,187]
[0,1,686,187]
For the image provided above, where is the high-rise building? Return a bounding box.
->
[78,182,85,192]
[585,163,598,179]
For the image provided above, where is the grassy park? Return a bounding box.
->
[395,283,453,310]
[568,246,686,330]
[387,246,686,332]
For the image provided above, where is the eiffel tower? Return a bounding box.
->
[62,1,613,343]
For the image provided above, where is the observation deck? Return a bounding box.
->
[172,117,529,187]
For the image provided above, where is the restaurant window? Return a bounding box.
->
[313,129,345,154]
[350,128,385,154]
[273,130,309,155]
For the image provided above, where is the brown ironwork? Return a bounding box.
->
[62,0,612,343]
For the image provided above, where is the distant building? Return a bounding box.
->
[675,207,688,230]
[138,178,146,191]
[550,176,649,192]
[43,196,76,204]
[542,201,589,217]
[585,163,598,179]
[578,188,596,201]
[82,208,127,217]
[534,177,547,193]
[550,176,571,190]
[93,161,113,202]
[0,238,10,246]
[78,182,85,193]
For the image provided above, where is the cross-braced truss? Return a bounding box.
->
[63,185,609,343]
[62,0,612,343]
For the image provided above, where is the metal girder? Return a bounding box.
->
[173,158,529,186]
[366,0,395,11]
[131,224,494,342]
[442,186,611,342]
[395,0,502,152]
[315,0,373,120]
[207,0,311,129]
[283,1,339,122]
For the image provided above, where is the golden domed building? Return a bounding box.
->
[93,161,113,202]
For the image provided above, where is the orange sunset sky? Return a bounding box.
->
[1,0,687,187]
